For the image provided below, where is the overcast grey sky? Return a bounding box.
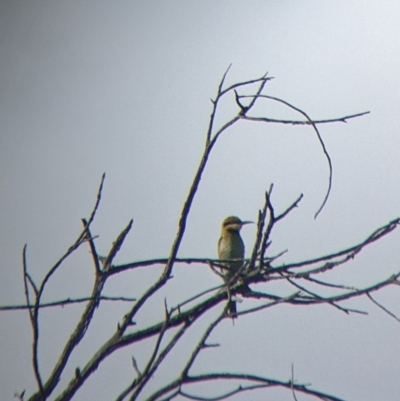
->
[1,1,400,400]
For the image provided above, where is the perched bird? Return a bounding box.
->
[218,216,253,317]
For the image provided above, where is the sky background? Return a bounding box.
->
[1,1,400,400]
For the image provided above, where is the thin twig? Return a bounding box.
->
[290,364,299,401]
[81,219,101,274]
[304,276,358,291]
[367,292,400,323]
[259,185,275,265]
[22,246,44,398]
[285,277,365,315]
[220,73,272,97]
[179,383,269,401]
[0,295,137,311]
[22,245,34,320]
[146,372,347,401]
[242,111,370,125]
[37,174,105,299]
[245,94,334,218]
[273,218,400,272]
[249,196,269,268]
[181,310,226,380]
[206,64,232,143]
[127,300,173,400]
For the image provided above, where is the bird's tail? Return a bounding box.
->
[228,299,237,318]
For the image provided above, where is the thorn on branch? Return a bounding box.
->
[164,298,171,321]
[123,313,136,326]
[202,342,220,349]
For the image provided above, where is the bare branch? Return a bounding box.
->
[205,65,232,143]
[367,292,400,323]
[22,245,44,398]
[217,64,232,95]
[274,218,400,272]
[220,72,272,97]
[27,219,133,401]
[121,323,192,401]
[239,291,301,316]
[180,310,226,382]
[0,295,137,311]
[101,219,133,273]
[285,276,367,315]
[290,364,299,401]
[246,272,400,311]
[304,276,358,291]
[249,194,269,268]
[85,172,106,228]
[108,257,275,275]
[26,173,108,397]
[81,218,101,274]
[179,383,269,401]
[50,289,226,401]
[244,94,334,218]
[242,111,370,125]
[37,174,106,299]
[22,245,34,320]
[260,191,275,266]
[275,193,304,221]
[146,372,348,401]
[171,283,224,315]
[127,300,173,400]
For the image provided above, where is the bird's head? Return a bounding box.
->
[222,216,253,232]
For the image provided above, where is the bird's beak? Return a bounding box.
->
[241,221,254,226]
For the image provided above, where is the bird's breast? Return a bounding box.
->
[218,233,245,262]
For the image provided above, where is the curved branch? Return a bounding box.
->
[242,110,369,125]
[243,94,334,218]
[145,372,347,401]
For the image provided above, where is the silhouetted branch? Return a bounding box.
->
[37,173,105,298]
[22,245,34,320]
[290,364,300,401]
[273,217,400,273]
[220,72,272,97]
[180,310,226,383]
[81,218,101,274]
[22,245,44,399]
[367,292,400,323]
[249,190,269,268]
[0,295,137,311]
[146,372,347,401]
[285,277,368,315]
[244,272,400,310]
[240,94,340,218]
[242,110,370,125]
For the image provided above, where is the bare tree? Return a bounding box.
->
[3,67,399,401]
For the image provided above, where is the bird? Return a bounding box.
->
[218,216,253,317]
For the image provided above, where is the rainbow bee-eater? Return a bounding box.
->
[218,216,253,317]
